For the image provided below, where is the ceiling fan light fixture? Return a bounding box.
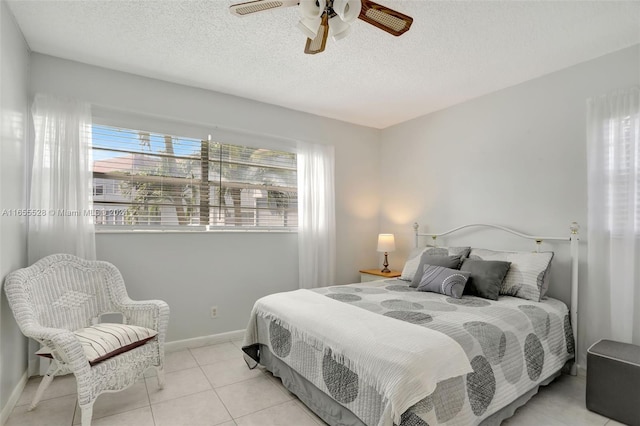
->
[229,0,414,55]
[297,17,322,39]
[299,0,326,19]
[328,15,351,41]
[332,0,361,23]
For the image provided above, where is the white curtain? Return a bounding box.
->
[585,87,640,364]
[297,142,336,289]
[28,94,95,375]
[29,94,95,264]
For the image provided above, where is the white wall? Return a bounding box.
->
[0,0,29,415]
[24,27,638,369]
[29,53,381,341]
[379,45,640,367]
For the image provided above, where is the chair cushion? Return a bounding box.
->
[36,323,158,365]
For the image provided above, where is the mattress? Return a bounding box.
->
[244,279,575,426]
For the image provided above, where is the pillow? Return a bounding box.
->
[416,264,470,298]
[468,249,554,302]
[460,259,511,300]
[410,254,462,288]
[539,255,554,298]
[36,323,158,365]
[400,246,471,281]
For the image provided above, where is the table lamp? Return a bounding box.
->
[377,233,396,273]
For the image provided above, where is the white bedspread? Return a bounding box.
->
[244,289,473,426]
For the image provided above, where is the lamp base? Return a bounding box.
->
[381,252,390,273]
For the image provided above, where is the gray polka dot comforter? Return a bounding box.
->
[251,279,574,426]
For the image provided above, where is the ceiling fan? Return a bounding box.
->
[229,0,413,55]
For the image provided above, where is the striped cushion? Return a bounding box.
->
[36,324,157,365]
[400,246,471,280]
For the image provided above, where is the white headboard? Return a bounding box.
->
[413,222,580,374]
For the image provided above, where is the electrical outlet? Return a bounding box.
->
[210,306,218,319]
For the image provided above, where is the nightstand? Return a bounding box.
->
[359,269,401,283]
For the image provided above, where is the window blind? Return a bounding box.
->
[91,125,298,229]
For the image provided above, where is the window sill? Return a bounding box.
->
[95,226,298,234]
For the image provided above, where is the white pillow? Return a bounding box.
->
[400,247,427,280]
[468,249,553,302]
[36,323,158,365]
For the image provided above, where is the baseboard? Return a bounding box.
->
[577,365,587,378]
[0,371,28,426]
[164,329,246,352]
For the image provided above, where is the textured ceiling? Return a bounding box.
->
[7,0,640,128]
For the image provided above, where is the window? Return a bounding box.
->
[93,184,104,196]
[91,124,298,229]
[605,112,640,234]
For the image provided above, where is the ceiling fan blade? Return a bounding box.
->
[304,13,329,55]
[229,0,298,17]
[358,0,413,36]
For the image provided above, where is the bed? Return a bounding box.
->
[242,223,580,426]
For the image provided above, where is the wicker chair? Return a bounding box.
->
[4,254,169,426]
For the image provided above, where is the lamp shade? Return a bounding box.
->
[333,0,362,23]
[299,0,326,19]
[298,17,322,39]
[329,15,351,41]
[377,234,396,252]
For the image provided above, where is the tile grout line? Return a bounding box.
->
[15,376,77,408]
[12,392,79,425]
[144,377,157,426]
[71,380,151,425]
[196,344,235,423]
[264,371,297,400]
[70,396,78,426]
[293,400,326,426]
[197,344,296,421]
[144,348,200,378]
[263,375,325,426]
[76,403,150,425]
[232,399,299,423]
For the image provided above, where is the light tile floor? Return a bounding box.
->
[6,340,624,426]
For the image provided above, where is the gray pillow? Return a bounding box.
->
[410,254,462,288]
[400,246,471,280]
[460,259,511,301]
[416,265,470,299]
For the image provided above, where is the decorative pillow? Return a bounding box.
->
[410,254,462,288]
[468,249,553,302]
[416,264,470,298]
[400,246,471,281]
[460,259,511,301]
[539,254,555,297]
[36,323,158,365]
